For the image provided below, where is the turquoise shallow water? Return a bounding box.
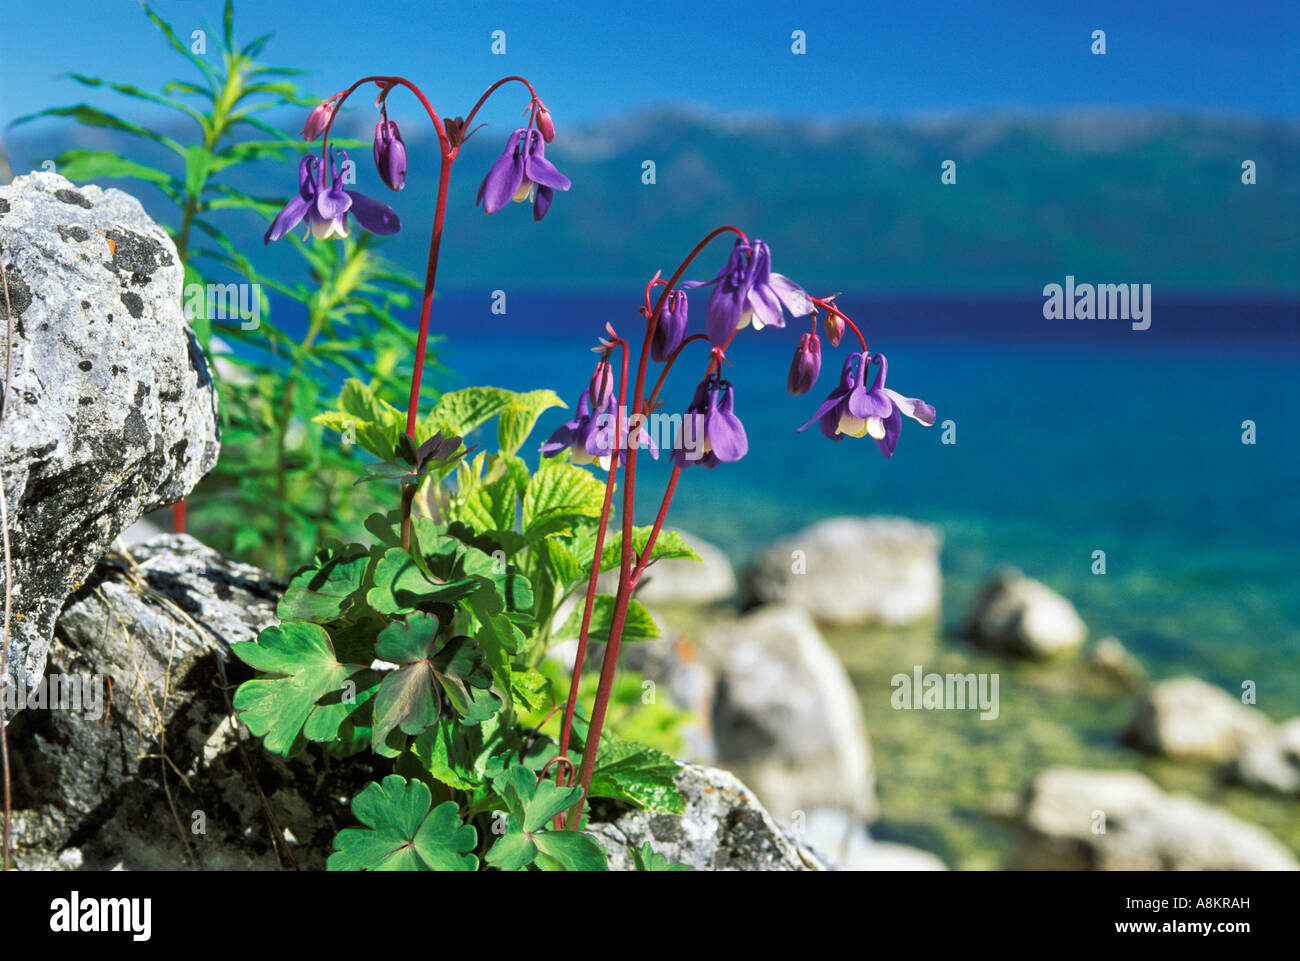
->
[440,294,1300,711]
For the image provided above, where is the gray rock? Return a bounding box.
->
[1126,677,1274,763]
[8,535,373,870]
[798,807,946,870]
[0,172,219,716]
[1086,635,1145,687]
[702,603,877,823]
[598,530,735,606]
[965,568,1086,659]
[743,516,941,627]
[1232,718,1300,796]
[1014,766,1297,870]
[589,762,829,870]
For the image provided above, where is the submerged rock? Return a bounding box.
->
[1125,676,1273,763]
[1231,718,1300,797]
[743,516,941,627]
[1014,766,1297,870]
[0,172,219,716]
[964,567,1086,659]
[702,603,877,823]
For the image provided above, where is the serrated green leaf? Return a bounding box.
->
[522,463,607,537]
[555,595,660,645]
[534,830,607,872]
[497,389,565,458]
[328,776,477,871]
[587,733,685,815]
[600,528,702,573]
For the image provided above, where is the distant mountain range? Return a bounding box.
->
[6,107,1298,296]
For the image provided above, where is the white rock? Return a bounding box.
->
[703,603,877,822]
[744,516,942,627]
[1233,718,1300,796]
[1126,677,1274,763]
[965,568,1086,658]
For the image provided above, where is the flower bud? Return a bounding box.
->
[302,101,333,142]
[787,332,822,396]
[589,358,614,409]
[651,290,689,363]
[823,311,845,348]
[373,120,407,191]
[537,108,556,144]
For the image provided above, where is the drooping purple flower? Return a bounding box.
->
[684,239,812,347]
[373,120,407,191]
[651,290,689,363]
[797,352,935,457]
[541,388,656,470]
[673,379,748,469]
[264,151,400,244]
[787,332,821,396]
[541,388,606,467]
[476,128,571,221]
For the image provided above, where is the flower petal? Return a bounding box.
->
[264,194,311,244]
[874,407,902,458]
[345,190,401,235]
[476,130,526,213]
[883,388,936,426]
[706,386,748,462]
[770,272,813,317]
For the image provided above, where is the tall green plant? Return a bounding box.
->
[10,0,430,574]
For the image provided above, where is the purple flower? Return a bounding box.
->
[797,352,935,457]
[541,389,656,470]
[787,332,821,396]
[373,120,407,191]
[476,128,571,221]
[673,379,748,469]
[264,152,400,244]
[589,358,614,409]
[541,388,607,467]
[684,239,812,347]
[651,290,689,363]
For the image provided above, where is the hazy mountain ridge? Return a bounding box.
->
[7,107,1298,295]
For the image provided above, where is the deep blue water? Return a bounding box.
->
[428,294,1300,706]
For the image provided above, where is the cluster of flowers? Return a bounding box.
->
[542,237,936,465]
[265,94,571,243]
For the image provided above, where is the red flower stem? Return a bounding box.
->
[644,333,710,411]
[555,340,628,787]
[463,76,542,132]
[630,463,681,583]
[566,226,748,828]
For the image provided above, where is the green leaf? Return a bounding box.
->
[407,717,480,791]
[534,830,608,872]
[314,378,406,461]
[497,389,565,458]
[277,543,369,622]
[600,528,702,573]
[231,622,372,755]
[555,595,660,645]
[522,462,607,537]
[328,776,477,871]
[421,386,515,439]
[587,733,685,815]
[372,615,500,747]
[366,547,481,615]
[50,149,179,193]
[630,841,692,871]
[484,764,604,871]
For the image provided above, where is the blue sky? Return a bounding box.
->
[2,0,1297,129]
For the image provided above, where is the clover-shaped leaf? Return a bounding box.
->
[276,542,371,623]
[484,764,606,872]
[328,775,477,871]
[232,621,377,756]
[371,614,501,751]
[366,547,481,615]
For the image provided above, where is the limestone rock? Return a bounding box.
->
[589,763,828,871]
[0,172,219,715]
[702,603,876,822]
[8,535,376,870]
[743,516,941,627]
[965,568,1086,659]
[1014,766,1297,870]
[1231,717,1300,796]
[1125,677,1274,763]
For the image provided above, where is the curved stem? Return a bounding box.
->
[645,333,709,411]
[811,296,867,352]
[463,76,541,132]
